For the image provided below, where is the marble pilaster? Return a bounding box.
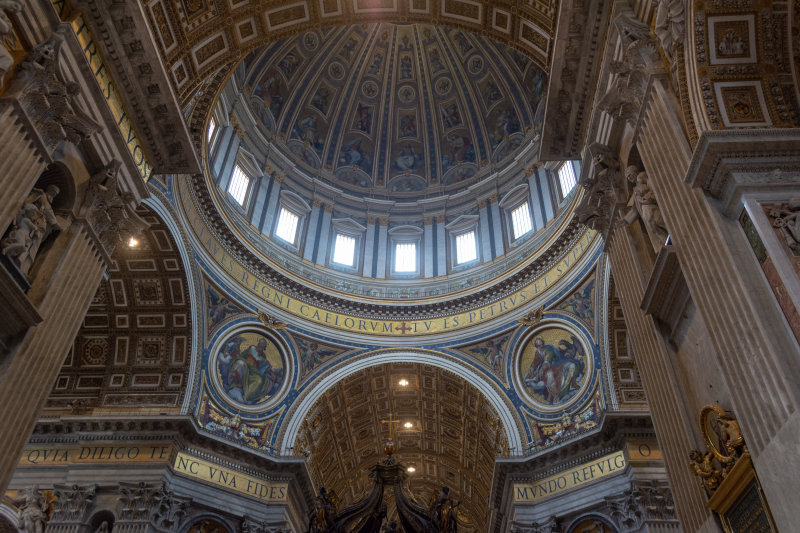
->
[0,223,106,491]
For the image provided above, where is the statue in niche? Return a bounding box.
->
[0,0,21,79]
[13,487,48,533]
[429,486,460,533]
[623,166,669,252]
[2,184,61,276]
[94,522,110,533]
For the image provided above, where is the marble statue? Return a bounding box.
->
[624,166,668,252]
[2,184,60,276]
[13,487,48,533]
[653,0,685,64]
[94,521,110,533]
[0,0,21,79]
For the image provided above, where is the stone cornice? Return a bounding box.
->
[71,0,200,174]
[540,0,613,160]
[640,245,690,339]
[188,173,587,317]
[488,412,655,533]
[685,128,800,216]
[28,416,314,506]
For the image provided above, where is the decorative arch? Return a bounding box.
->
[181,516,235,533]
[44,202,195,415]
[564,512,618,533]
[279,349,524,454]
[0,505,16,533]
[87,510,116,532]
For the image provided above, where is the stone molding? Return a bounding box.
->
[684,128,800,216]
[488,413,656,532]
[188,174,588,316]
[27,417,313,502]
[242,517,291,533]
[149,483,190,532]
[605,480,676,533]
[540,0,613,160]
[117,482,158,523]
[640,245,691,340]
[70,0,200,174]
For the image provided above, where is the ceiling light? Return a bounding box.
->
[398,379,409,387]
[407,466,415,473]
[404,422,413,429]
[128,237,139,248]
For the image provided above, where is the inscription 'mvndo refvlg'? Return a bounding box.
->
[514,451,626,502]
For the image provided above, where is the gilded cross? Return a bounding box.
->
[381,412,401,441]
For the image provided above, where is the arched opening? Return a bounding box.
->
[290,360,512,533]
[87,510,116,532]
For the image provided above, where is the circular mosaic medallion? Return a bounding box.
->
[302,32,319,51]
[211,328,289,410]
[435,77,453,96]
[397,85,417,104]
[467,55,484,75]
[361,80,379,99]
[514,323,593,412]
[328,61,345,80]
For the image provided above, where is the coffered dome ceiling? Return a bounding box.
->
[238,23,547,199]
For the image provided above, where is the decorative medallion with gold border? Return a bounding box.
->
[512,320,595,415]
[209,325,293,413]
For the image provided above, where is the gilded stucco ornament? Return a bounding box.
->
[518,306,545,326]
[688,405,749,496]
[258,310,287,330]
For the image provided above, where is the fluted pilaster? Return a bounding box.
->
[637,79,800,531]
[0,102,49,235]
[0,223,106,491]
